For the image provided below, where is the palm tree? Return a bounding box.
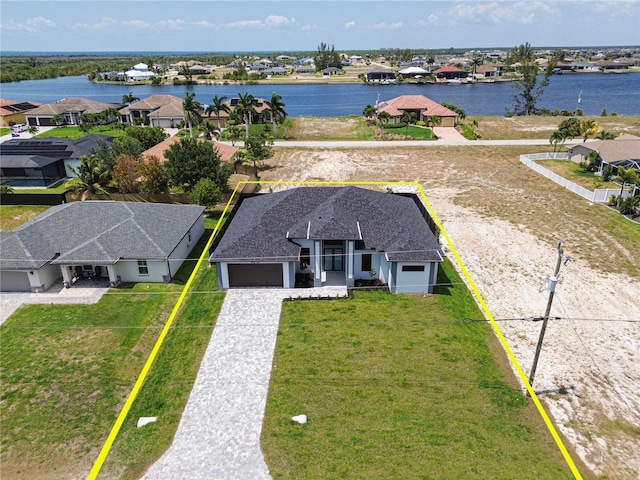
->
[401,111,416,136]
[182,92,202,139]
[206,95,230,130]
[265,92,287,139]
[549,130,566,152]
[236,92,256,138]
[51,114,63,126]
[200,121,220,140]
[27,125,39,137]
[363,104,376,120]
[122,91,140,105]
[70,156,111,198]
[378,111,391,136]
[579,119,602,142]
[596,130,617,140]
[470,53,484,81]
[613,166,639,207]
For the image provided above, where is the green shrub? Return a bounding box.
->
[619,195,639,215]
[381,122,405,129]
[608,194,619,206]
[602,164,613,182]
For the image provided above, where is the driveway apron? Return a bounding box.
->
[142,286,347,480]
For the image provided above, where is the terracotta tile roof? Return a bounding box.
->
[119,94,184,118]
[377,95,458,118]
[142,136,238,163]
[26,97,120,116]
[0,99,43,116]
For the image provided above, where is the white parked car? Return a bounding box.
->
[11,124,28,133]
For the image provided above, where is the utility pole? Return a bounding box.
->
[528,241,565,392]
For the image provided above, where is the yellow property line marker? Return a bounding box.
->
[89,180,582,480]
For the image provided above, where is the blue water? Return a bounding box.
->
[1,73,639,117]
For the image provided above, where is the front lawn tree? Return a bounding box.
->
[111,154,140,193]
[511,42,560,115]
[165,137,232,192]
[236,92,256,138]
[265,92,287,140]
[244,134,273,168]
[122,91,140,106]
[188,178,223,208]
[579,119,602,142]
[206,95,230,130]
[182,92,202,139]
[314,42,342,71]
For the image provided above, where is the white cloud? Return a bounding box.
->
[2,16,56,33]
[123,20,151,29]
[416,14,441,27]
[156,19,187,30]
[446,2,557,26]
[345,21,356,29]
[265,15,295,27]
[73,16,117,31]
[300,23,316,31]
[371,21,404,30]
[225,19,264,29]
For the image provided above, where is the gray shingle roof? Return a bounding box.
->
[0,202,204,270]
[209,186,442,263]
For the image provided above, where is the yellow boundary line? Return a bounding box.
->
[88,180,582,480]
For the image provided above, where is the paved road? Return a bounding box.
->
[142,286,348,480]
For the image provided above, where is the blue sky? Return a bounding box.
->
[1,1,639,52]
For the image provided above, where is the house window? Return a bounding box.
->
[402,265,425,272]
[361,254,372,272]
[137,260,149,275]
[300,248,310,265]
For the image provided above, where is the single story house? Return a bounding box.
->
[433,65,467,80]
[321,67,345,76]
[0,134,114,185]
[1,99,43,128]
[376,95,459,127]
[142,136,239,164]
[0,201,205,292]
[209,186,443,294]
[119,95,185,128]
[25,98,121,127]
[365,67,396,83]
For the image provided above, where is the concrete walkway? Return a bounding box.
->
[142,286,347,480]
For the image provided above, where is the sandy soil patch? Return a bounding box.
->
[261,146,640,479]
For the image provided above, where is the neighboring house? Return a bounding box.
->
[376,95,459,127]
[475,63,506,79]
[433,65,467,80]
[24,98,121,127]
[124,62,156,82]
[0,201,205,292]
[119,94,185,128]
[597,61,630,72]
[0,134,114,184]
[568,134,640,174]
[365,67,396,83]
[189,65,211,75]
[209,186,443,294]
[321,67,344,76]
[223,97,272,125]
[0,99,43,127]
[142,136,239,164]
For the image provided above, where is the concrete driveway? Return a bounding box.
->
[142,286,347,480]
[0,280,109,325]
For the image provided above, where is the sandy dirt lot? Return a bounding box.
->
[260,145,640,480]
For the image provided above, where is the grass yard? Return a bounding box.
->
[0,229,224,480]
[383,125,437,140]
[537,160,619,189]
[0,205,51,230]
[262,260,584,479]
[36,126,124,140]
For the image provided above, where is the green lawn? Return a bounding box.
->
[0,231,224,480]
[36,126,125,140]
[262,259,583,480]
[0,127,10,136]
[538,160,619,190]
[0,205,51,230]
[383,125,437,140]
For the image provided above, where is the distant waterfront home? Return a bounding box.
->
[124,62,156,82]
[24,98,122,127]
[475,63,506,80]
[0,134,114,185]
[0,201,205,292]
[376,95,459,127]
[433,65,467,80]
[219,97,272,127]
[119,95,185,128]
[568,134,640,176]
[209,186,443,293]
[365,67,396,83]
[0,99,43,127]
[321,67,345,76]
[596,61,630,73]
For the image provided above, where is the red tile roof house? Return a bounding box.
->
[433,65,468,81]
[0,99,43,127]
[0,201,205,292]
[209,186,443,293]
[141,136,239,164]
[376,95,459,127]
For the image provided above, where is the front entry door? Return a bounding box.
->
[323,247,344,271]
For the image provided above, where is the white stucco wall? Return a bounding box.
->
[31,263,62,292]
[114,259,169,283]
[393,262,437,294]
[167,216,205,278]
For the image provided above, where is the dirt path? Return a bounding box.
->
[260,146,640,480]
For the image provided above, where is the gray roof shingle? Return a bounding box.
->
[0,202,204,270]
[210,186,442,263]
